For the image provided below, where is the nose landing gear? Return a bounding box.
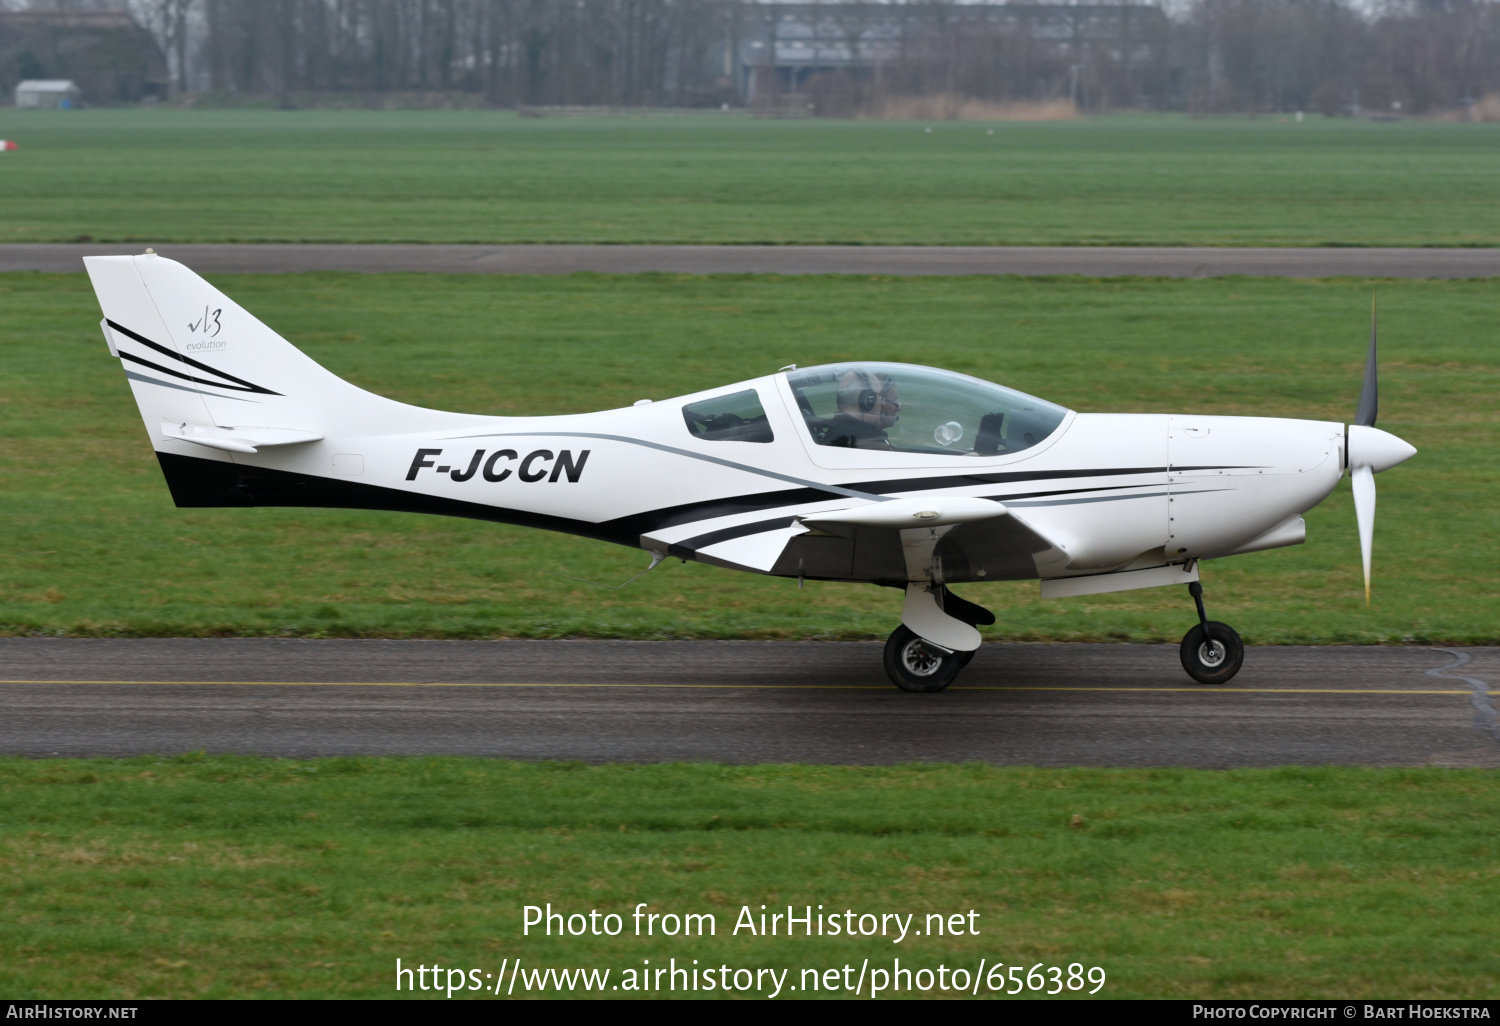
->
[1180,580,1244,685]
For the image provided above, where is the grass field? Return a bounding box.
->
[2,110,1500,246]
[1,270,1495,644]
[2,757,1496,999]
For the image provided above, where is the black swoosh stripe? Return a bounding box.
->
[844,466,1264,493]
[461,431,1258,506]
[670,517,800,558]
[155,453,844,548]
[984,483,1153,502]
[107,319,281,396]
[118,350,275,396]
[452,431,884,503]
[1005,490,1172,507]
[156,451,642,545]
[617,486,841,533]
[845,467,1168,493]
[653,483,1167,544]
[670,485,1186,555]
[151,454,1246,554]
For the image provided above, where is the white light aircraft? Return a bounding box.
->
[84,253,1417,691]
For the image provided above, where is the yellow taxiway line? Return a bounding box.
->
[0,679,1489,695]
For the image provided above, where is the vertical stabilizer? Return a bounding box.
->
[83,253,460,458]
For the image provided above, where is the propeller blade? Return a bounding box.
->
[1355,296,1379,427]
[1352,463,1376,604]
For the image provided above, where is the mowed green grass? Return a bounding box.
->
[2,110,1500,246]
[1,271,1495,644]
[2,758,1497,999]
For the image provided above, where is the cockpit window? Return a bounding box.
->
[682,389,774,443]
[785,362,1068,457]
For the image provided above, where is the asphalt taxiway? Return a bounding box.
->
[4,244,1500,278]
[2,639,1495,767]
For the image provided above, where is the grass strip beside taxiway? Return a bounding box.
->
[1,757,1496,999]
[2,111,1500,248]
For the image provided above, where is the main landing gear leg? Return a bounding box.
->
[937,584,994,671]
[1179,579,1244,685]
[882,584,994,693]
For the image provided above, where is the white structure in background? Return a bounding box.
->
[14,79,81,108]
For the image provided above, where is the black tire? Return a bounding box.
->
[1179,621,1244,685]
[883,625,966,693]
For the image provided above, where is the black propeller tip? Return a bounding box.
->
[1355,295,1378,428]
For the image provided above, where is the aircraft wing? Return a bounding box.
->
[640,494,1066,583]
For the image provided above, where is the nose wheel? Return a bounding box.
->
[1180,580,1244,684]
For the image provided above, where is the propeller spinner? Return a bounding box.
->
[1347,298,1418,603]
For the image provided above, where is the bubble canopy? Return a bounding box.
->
[784,362,1070,458]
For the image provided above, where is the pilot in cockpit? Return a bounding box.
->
[826,368,901,449]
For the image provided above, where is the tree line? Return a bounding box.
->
[145,0,745,108]
[15,0,1500,115]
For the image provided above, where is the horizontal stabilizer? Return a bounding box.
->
[161,420,324,455]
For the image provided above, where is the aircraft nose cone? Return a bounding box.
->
[1348,424,1417,474]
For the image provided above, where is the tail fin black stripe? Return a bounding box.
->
[118,350,271,396]
[106,319,281,396]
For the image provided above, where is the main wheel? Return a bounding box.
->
[883,625,966,693]
[1179,621,1244,685]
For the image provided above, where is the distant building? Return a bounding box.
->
[14,78,80,109]
[729,1,1170,107]
[0,11,168,106]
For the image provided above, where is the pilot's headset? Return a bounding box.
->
[853,369,888,414]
